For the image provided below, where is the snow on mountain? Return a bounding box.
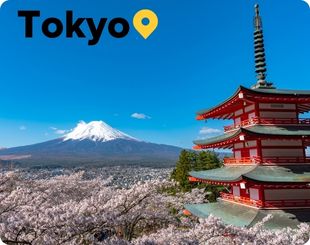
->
[0,120,182,167]
[63,121,137,142]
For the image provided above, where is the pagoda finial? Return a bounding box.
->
[252,4,274,89]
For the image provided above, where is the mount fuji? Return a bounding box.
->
[63,121,137,142]
[0,121,182,168]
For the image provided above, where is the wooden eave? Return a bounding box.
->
[196,86,246,120]
[196,86,310,120]
[194,125,310,149]
[242,86,310,113]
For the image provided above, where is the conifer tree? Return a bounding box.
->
[171,150,222,193]
[171,150,192,191]
[195,151,221,171]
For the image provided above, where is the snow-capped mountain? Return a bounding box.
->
[0,121,182,168]
[63,121,136,142]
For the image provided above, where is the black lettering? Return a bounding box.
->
[66,11,86,38]
[86,18,107,45]
[18,10,40,37]
[108,18,129,38]
[42,18,63,38]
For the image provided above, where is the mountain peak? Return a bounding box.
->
[63,121,136,142]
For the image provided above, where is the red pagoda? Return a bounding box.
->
[184,5,310,228]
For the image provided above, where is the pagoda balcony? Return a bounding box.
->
[220,192,310,209]
[220,192,263,208]
[263,200,310,208]
[224,157,260,165]
[224,117,310,132]
[224,156,310,165]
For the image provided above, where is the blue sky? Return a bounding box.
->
[0,0,310,148]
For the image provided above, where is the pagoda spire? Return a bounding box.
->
[252,4,274,89]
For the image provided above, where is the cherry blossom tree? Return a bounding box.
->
[0,171,308,245]
[133,215,309,245]
[0,171,204,244]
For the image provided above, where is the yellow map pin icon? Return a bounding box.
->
[133,9,158,39]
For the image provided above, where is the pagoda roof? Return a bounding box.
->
[189,165,310,183]
[196,86,243,120]
[197,86,310,120]
[194,130,238,148]
[184,200,310,228]
[244,165,310,182]
[250,87,310,95]
[190,166,256,182]
[194,125,310,148]
[245,125,310,136]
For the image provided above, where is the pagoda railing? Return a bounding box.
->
[261,156,310,164]
[224,117,310,132]
[224,157,260,165]
[264,200,310,208]
[224,156,310,165]
[220,192,263,207]
[220,193,310,208]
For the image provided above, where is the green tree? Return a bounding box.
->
[171,150,223,201]
[171,150,195,191]
[194,151,221,171]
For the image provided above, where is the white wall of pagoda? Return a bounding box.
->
[232,138,306,162]
[261,139,303,146]
[259,111,297,118]
[264,189,310,200]
[232,102,300,126]
[258,103,297,110]
[229,184,263,202]
[233,103,257,125]
[233,186,240,196]
[258,103,297,119]
[262,149,304,157]
[249,188,260,200]
[233,140,259,159]
[260,139,305,160]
